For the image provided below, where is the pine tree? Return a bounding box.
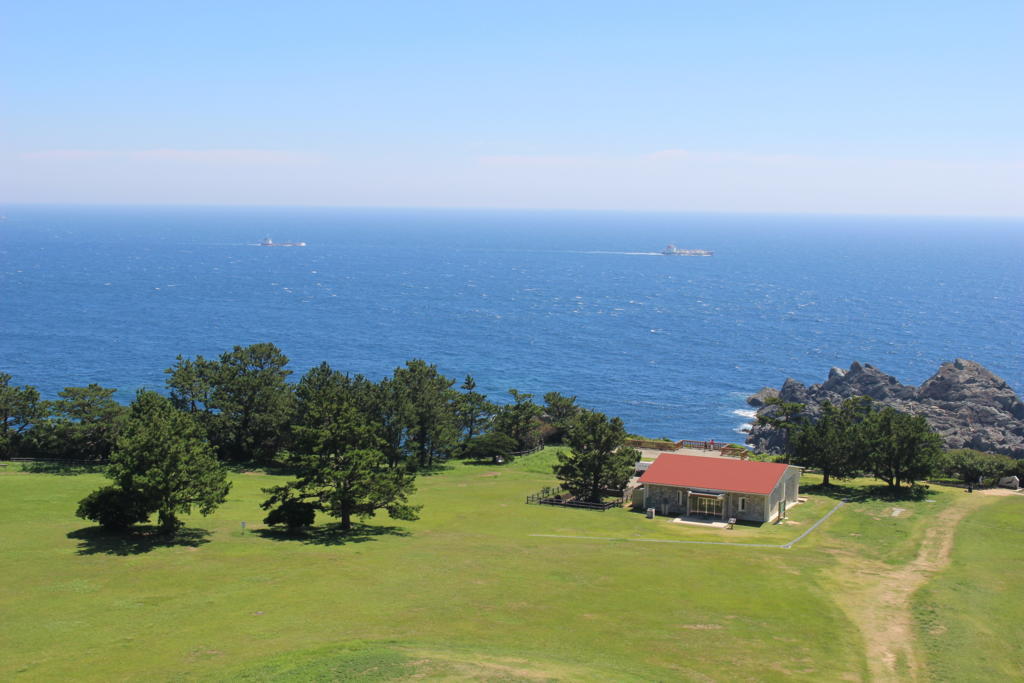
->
[78,391,230,533]
[554,410,638,503]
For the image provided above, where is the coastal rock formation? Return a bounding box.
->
[746,359,1024,458]
[746,387,779,407]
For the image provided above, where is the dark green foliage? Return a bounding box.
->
[543,392,579,424]
[81,390,231,533]
[862,407,942,488]
[33,384,127,460]
[456,375,496,444]
[755,397,806,459]
[75,486,152,530]
[554,410,638,503]
[790,397,872,485]
[492,389,543,451]
[0,374,45,458]
[542,391,580,443]
[943,449,1017,486]
[372,375,413,468]
[461,431,517,463]
[262,498,318,530]
[166,343,294,463]
[391,360,459,469]
[262,363,420,532]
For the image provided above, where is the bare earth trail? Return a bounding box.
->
[829,490,1016,682]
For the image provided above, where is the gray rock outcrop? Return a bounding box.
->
[745,387,779,407]
[746,359,1024,458]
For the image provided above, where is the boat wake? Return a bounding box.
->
[573,250,664,256]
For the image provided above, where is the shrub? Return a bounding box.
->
[76,486,152,530]
[945,449,1017,486]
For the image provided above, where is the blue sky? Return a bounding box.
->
[3,1,1022,215]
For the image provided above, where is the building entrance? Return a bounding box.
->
[689,493,723,518]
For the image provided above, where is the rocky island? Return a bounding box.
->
[746,359,1024,458]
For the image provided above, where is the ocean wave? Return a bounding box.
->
[732,408,756,418]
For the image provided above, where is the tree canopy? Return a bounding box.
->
[166,343,294,463]
[0,373,44,458]
[392,359,459,469]
[262,362,420,531]
[862,407,942,488]
[789,397,872,486]
[36,384,127,461]
[492,389,543,451]
[455,375,496,446]
[77,390,230,533]
[553,410,638,503]
[942,448,1016,486]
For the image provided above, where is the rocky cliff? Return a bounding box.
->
[745,359,1024,457]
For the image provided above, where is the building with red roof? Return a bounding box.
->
[637,453,801,523]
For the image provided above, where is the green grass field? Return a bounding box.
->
[1,450,1020,680]
[912,495,1024,681]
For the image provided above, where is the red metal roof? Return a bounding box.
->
[638,453,790,495]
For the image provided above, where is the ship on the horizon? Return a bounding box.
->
[259,237,307,247]
[662,244,713,256]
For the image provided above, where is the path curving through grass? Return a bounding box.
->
[828,491,1003,682]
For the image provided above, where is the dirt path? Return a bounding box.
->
[829,500,978,682]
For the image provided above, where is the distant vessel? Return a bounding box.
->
[662,244,713,256]
[259,237,307,247]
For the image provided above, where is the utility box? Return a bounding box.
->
[646,508,656,519]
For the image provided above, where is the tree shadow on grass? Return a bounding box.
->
[221,462,299,477]
[802,481,932,503]
[67,525,212,556]
[254,522,410,547]
[459,458,510,467]
[626,507,766,528]
[413,462,454,477]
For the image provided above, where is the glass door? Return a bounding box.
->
[691,495,723,518]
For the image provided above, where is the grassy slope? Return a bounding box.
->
[912,494,1024,681]
[795,477,960,566]
[0,451,992,681]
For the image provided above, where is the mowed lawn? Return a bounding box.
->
[0,450,1012,681]
[912,494,1024,681]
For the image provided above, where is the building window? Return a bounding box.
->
[738,497,747,513]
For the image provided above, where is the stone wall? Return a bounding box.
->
[726,491,767,522]
[642,484,686,516]
[639,484,769,523]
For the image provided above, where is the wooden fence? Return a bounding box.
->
[8,457,107,466]
[627,438,736,452]
[509,445,544,458]
[525,486,618,511]
[624,439,679,450]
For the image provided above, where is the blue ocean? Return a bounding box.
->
[2,205,1022,443]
